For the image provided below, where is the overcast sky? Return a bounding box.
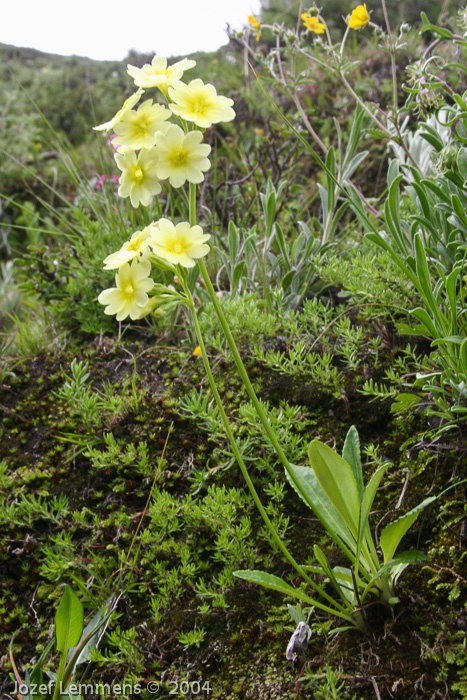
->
[2,0,262,61]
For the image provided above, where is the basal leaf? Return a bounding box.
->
[313,545,350,605]
[308,440,360,539]
[286,463,354,551]
[359,463,387,544]
[380,497,436,564]
[233,570,315,605]
[55,586,84,654]
[342,426,363,500]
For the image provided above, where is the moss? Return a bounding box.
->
[1,332,466,699]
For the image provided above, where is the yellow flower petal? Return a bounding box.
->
[248,15,261,41]
[154,126,211,188]
[98,260,154,321]
[348,3,370,29]
[94,90,144,132]
[169,79,235,129]
[301,12,326,34]
[148,218,210,268]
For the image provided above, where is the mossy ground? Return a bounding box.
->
[1,328,466,700]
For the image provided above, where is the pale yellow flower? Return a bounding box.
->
[127,56,196,95]
[98,260,154,321]
[113,100,171,149]
[94,89,143,131]
[248,15,261,41]
[103,224,155,270]
[114,147,161,207]
[148,218,210,268]
[348,3,370,29]
[154,125,211,188]
[168,79,235,129]
[301,12,326,34]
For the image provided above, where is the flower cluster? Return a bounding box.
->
[96,56,233,321]
[95,56,235,208]
[98,219,211,320]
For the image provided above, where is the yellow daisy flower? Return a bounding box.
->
[168,79,235,129]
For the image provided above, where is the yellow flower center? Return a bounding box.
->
[189,95,211,117]
[134,168,144,181]
[172,241,184,254]
[170,149,188,167]
[134,116,149,137]
[128,235,143,252]
[123,282,135,295]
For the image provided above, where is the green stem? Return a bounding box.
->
[380,0,398,111]
[340,25,350,59]
[51,653,67,700]
[187,297,351,620]
[189,180,197,227]
[339,72,390,135]
[188,186,361,573]
[195,254,365,569]
[187,183,353,621]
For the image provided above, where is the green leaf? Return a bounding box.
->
[411,307,438,338]
[457,148,467,180]
[46,672,82,700]
[391,392,422,413]
[420,132,445,152]
[420,16,453,39]
[308,440,360,538]
[281,269,296,292]
[286,463,354,551]
[24,636,53,685]
[396,321,435,337]
[342,426,363,500]
[359,464,388,543]
[62,597,115,692]
[228,221,240,267]
[313,545,351,605]
[325,147,336,216]
[275,223,291,267]
[380,497,436,564]
[55,586,84,654]
[232,261,247,293]
[342,150,368,182]
[414,234,435,308]
[363,550,428,595]
[355,463,387,574]
[233,570,315,605]
[67,608,104,665]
